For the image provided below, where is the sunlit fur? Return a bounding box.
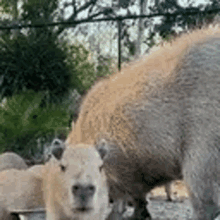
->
[67,27,220,220]
[0,168,44,213]
[68,27,220,147]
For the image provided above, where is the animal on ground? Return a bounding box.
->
[28,164,46,179]
[0,154,61,220]
[43,145,109,220]
[0,168,44,219]
[67,27,220,220]
[0,140,67,219]
[0,152,28,171]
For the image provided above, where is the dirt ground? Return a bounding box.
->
[123,181,194,220]
[147,181,193,220]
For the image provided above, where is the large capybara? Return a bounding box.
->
[43,145,109,220]
[66,28,220,220]
[0,152,28,171]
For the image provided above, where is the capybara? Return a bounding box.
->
[43,145,109,220]
[0,152,28,171]
[0,153,62,220]
[66,28,220,220]
[0,169,44,214]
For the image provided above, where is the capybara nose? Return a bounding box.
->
[72,184,96,199]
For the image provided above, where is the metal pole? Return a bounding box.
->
[117,19,122,71]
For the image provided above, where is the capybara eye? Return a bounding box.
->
[72,184,79,194]
[60,164,66,172]
[73,185,79,191]
[88,184,96,194]
[109,198,114,204]
[88,185,95,191]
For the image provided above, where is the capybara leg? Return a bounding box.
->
[107,198,126,220]
[165,183,172,202]
[183,145,220,220]
[128,198,151,220]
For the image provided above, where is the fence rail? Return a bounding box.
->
[1,7,220,70]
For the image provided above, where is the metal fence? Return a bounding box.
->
[1,8,220,71]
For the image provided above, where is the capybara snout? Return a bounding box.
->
[72,183,96,209]
[72,183,96,212]
[72,183,96,198]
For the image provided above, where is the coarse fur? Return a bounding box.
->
[67,27,220,220]
[0,168,44,216]
[0,151,64,219]
[0,152,28,171]
[28,164,46,179]
[43,145,109,220]
[0,161,59,219]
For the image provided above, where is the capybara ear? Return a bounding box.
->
[96,139,109,160]
[51,138,64,147]
[51,139,65,160]
[52,147,64,160]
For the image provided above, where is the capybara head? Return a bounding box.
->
[44,144,109,219]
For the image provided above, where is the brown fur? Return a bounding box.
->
[67,27,220,220]
[151,180,188,200]
[28,164,46,179]
[0,169,44,216]
[0,160,58,219]
[68,28,220,147]
[43,146,109,220]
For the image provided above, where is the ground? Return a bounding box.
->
[147,181,192,219]
[18,181,219,219]
[123,181,194,220]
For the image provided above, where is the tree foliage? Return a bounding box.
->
[21,0,58,23]
[0,32,83,103]
[149,0,220,40]
[0,0,115,158]
[66,42,113,93]
[0,90,70,157]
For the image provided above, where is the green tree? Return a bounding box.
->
[0,0,19,17]
[0,0,114,159]
[149,0,220,41]
[0,90,70,157]
[0,32,83,103]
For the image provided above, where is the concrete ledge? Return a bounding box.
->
[11,209,45,220]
